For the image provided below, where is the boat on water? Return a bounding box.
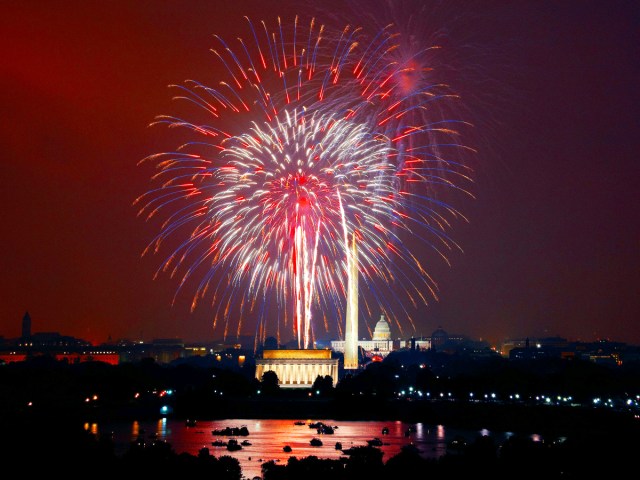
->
[293,421,306,426]
[402,443,422,454]
[227,439,243,451]
[317,424,334,434]
[335,442,342,450]
[212,425,250,436]
[310,438,323,447]
[211,440,227,447]
[367,437,383,447]
[307,421,335,434]
[381,427,389,435]
[283,445,292,453]
[241,440,252,446]
[185,419,197,427]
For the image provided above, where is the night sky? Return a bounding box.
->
[2,0,638,346]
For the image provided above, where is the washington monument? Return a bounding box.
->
[344,231,359,369]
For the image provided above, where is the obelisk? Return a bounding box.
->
[344,231,359,369]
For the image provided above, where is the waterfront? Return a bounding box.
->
[89,418,526,479]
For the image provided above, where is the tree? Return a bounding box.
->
[261,370,280,394]
[312,375,334,395]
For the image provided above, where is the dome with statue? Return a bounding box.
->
[372,315,391,340]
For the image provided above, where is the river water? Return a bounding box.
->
[87,418,530,479]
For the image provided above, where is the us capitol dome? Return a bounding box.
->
[330,314,395,361]
[372,315,392,341]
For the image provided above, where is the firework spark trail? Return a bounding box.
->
[138,14,475,346]
[350,25,476,196]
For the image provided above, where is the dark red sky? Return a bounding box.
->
[1,0,638,346]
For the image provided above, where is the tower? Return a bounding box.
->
[21,311,31,339]
[344,232,359,369]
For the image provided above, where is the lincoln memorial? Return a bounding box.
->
[255,349,339,388]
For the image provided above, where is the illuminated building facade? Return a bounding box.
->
[332,315,395,359]
[255,349,339,388]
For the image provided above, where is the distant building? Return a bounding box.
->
[405,336,432,351]
[507,336,584,361]
[52,351,120,365]
[255,349,339,388]
[402,327,460,352]
[431,326,448,350]
[500,338,529,357]
[19,331,91,349]
[114,338,210,364]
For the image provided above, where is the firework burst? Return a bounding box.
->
[139,109,404,349]
[138,14,474,346]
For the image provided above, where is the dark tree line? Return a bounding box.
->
[2,350,639,477]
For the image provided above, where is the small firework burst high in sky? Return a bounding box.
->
[137,14,473,348]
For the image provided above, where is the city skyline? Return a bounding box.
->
[3,308,638,351]
[1,0,638,346]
